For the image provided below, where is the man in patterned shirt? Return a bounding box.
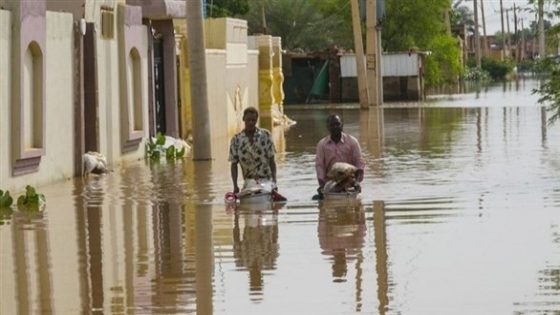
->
[229,107,277,194]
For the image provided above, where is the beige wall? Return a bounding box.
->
[84,0,148,167]
[2,1,149,191]
[176,18,259,162]
[0,10,11,189]
[0,11,75,193]
[248,50,259,120]
[206,50,229,161]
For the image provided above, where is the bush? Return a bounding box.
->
[481,57,514,80]
[424,35,463,87]
[517,60,536,73]
[534,57,560,124]
[461,67,490,82]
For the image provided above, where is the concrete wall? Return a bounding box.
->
[248,50,259,121]
[0,10,76,192]
[84,0,148,166]
[0,10,10,188]
[84,0,119,165]
[176,18,259,159]
[46,0,84,19]
[206,50,229,156]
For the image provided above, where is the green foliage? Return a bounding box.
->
[383,0,449,51]
[0,190,13,208]
[146,132,186,162]
[517,60,538,73]
[0,186,46,224]
[207,0,249,18]
[383,0,462,87]
[0,205,13,225]
[481,58,514,80]
[534,57,560,124]
[450,5,474,35]
[424,35,463,86]
[244,0,353,51]
[17,185,45,212]
[465,58,513,81]
[461,67,490,82]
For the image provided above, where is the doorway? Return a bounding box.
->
[153,36,167,135]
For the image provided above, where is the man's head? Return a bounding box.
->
[243,106,259,132]
[326,114,343,137]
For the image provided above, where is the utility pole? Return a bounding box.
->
[538,0,545,57]
[186,0,212,160]
[473,0,481,67]
[480,0,488,57]
[500,0,506,60]
[513,4,518,39]
[533,13,537,58]
[261,3,267,34]
[514,3,519,61]
[366,0,378,106]
[350,0,370,109]
[520,19,525,60]
[506,8,511,54]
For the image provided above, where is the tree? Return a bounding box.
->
[450,4,475,36]
[243,0,353,51]
[534,1,560,123]
[206,0,249,18]
[536,58,560,123]
[383,0,463,86]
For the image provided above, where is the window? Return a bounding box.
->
[129,48,142,131]
[23,42,43,149]
[13,41,44,176]
[101,6,114,39]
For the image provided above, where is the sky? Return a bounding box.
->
[463,0,559,35]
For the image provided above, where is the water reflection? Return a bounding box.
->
[318,199,365,282]
[3,79,560,314]
[373,201,388,315]
[10,204,54,314]
[232,203,281,300]
[75,178,104,314]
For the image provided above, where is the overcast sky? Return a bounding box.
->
[465,0,559,35]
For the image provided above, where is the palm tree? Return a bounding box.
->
[244,0,353,51]
[451,3,475,36]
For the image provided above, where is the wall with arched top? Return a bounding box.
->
[0,8,76,193]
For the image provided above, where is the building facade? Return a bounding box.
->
[0,0,282,193]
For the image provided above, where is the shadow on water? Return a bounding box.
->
[3,78,560,314]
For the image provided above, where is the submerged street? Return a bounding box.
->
[2,79,560,314]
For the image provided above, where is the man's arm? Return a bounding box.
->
[228,136,240,193]
[265,131,277,186]
[231,162,239,193]
[315,140,326,187]
[269,157,277,184]
[352,137,366,182]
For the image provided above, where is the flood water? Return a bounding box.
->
[2,79,560,314]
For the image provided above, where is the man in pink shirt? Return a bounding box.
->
[315,114,365,199]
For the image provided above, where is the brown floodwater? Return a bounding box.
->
[2,79,560,314]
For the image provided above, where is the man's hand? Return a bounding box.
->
[355,169,364,182]
[233,186,239,194]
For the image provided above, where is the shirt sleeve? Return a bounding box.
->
[265,132,276,159]
[351,137,365,181]
[228,136,238,163]
[315,140,326,184]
